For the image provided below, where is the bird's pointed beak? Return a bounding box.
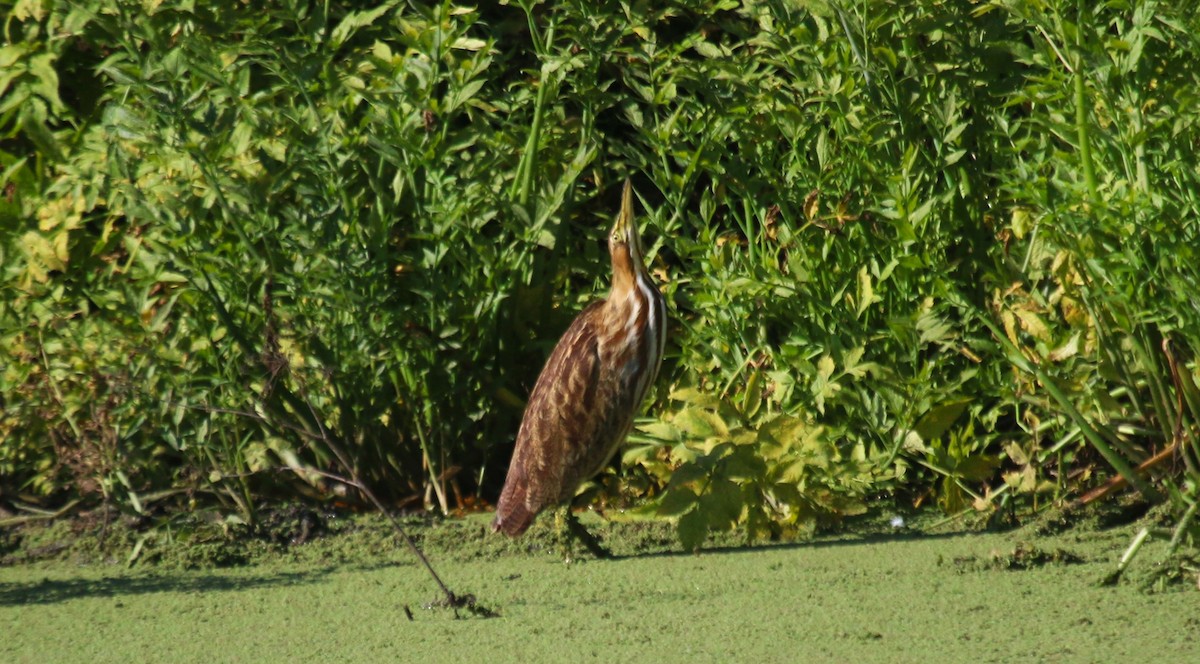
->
[615,178,635,244]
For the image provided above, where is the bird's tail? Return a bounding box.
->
[492,481,536,537]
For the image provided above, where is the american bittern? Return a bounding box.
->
[492,179,666,554]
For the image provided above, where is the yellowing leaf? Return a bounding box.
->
[759,414,807,447]
[19,230,65,283]
[856,265,874,317]
[452,37,487,51]
[1000,308,1019,345]
[803,190,819,221]
[1047,332,1080,362]
[1003,466,1036,492]
[1013,307,1051,342]
[1003,441,1029,466]
[371,40,393,61]
[777,458,808,484]
[668,443,698,465]
[668,386,721,409]
[817,354,836,380]
[1010,207,1032,239]
[330,3,393,49]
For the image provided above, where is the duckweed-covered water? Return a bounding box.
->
[2,510,1196,662]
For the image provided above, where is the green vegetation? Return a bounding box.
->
[2,0,1199,552]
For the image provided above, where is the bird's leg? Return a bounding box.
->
[553,505,575,563]
[556,505,612,560]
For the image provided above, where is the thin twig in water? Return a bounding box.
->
[178,396,498,618]
[295,394,497,618]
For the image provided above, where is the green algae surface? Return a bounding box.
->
[2,511,1197,662]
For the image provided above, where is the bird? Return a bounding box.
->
[492,179,666,556]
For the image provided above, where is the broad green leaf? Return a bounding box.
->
[636,420,682,442]
[721,445,767,480]
[656,485,699,517]
[914,399,971,444]
[758,414,807,447]
[447,79,485,112]
[665,462,707,489]
[956,455,999,481]
[673,407,729,439]
[701,477,743,528]
[693,40,724,58]
[676,507,707,552]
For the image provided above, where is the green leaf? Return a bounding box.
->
[701,477,743,529]
[666,461,707,489]
[693,40,724,59]
[758,414,807,447]
[676,507,708,553]
[673,407,729,439]
[447,79,485,113]
[330,2,397,49]
[914,399,971,444]
[636,420,682,442]
[669,387,722,409]
[956,454,999,481]
[741,369,763,419]
[656,485,699,517]
[27,52,63,110]
[721,445,767,480]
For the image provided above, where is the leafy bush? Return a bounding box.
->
[2,0,1199,551]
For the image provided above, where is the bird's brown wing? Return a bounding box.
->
[492,302,606,536]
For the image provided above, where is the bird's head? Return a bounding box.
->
[609,179,647,293]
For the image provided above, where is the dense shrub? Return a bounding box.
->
[2,1,1198,546]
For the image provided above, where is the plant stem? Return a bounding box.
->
[1074,0,1098,202]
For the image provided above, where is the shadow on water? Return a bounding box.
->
[607,529,983,562]
[0,567,337,607]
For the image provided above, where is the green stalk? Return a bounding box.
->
[1167,500,1197,555]
[1075,1,1098,202]
[510,6,556,216]
[1133,327,1177,444]
[1116,527,1150,574]
[518,68,550,213]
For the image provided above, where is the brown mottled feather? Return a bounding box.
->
[492,180,665,537]
[492,302,605,536]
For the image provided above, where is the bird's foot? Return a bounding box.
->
[555,506,612,561]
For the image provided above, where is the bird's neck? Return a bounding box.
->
[609,245,638,296]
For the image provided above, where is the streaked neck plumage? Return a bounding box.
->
[608,179,649,301]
